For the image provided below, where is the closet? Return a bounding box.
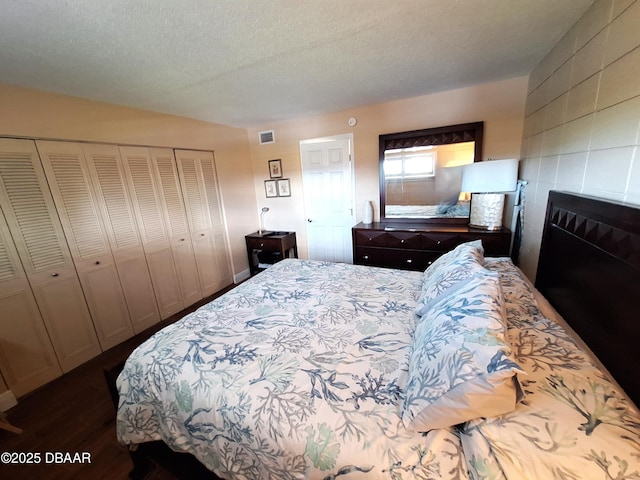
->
[37,141,136,350]
[84,144,160,330]
[0,138,231,397]
[175,149,232,295]
[0,198,62,397]
[119,146,200,315]
[0,139,101,376]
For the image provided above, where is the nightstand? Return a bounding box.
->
[245,231,298,275]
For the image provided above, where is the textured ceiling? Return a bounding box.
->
[0,0,594,128]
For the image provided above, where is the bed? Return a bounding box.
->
[116,191,640,479]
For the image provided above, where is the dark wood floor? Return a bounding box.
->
[0,285,236,480]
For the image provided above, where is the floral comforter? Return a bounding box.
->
[116,258,640,479]
[116,259,467,479]
[466,259,640,479]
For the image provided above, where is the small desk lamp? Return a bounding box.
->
[461,159,519,230]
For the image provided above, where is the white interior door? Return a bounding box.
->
[300,135,355,263]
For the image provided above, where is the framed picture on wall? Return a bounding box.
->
[277,178,291,197]
[265,180,278,198]
[268,159,283,178]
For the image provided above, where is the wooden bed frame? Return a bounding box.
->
[536,190,640,407]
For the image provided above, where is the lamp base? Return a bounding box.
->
[469,193,505,230]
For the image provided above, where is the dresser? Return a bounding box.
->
[352,222,510,271]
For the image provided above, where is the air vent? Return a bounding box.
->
[259,130,275,145]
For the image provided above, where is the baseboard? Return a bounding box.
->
[233,268,251,284]
[0,390,18,411]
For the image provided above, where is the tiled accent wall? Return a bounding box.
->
[519,0,640,280]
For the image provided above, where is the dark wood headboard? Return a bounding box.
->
[535,191,640,407]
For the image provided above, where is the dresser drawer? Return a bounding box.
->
[354,247,438,271]
[246,236,281,251]
[353,229,387,247]
[383,249,438,271]
[386,231,422,249]
[420,233,462,251]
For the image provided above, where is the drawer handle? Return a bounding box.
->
[200,233,205,237]
[95,261,100,265]
[363,255,369,260]
[180,238,185,241]
[400,239,405,243]
[436,240,441,245]
[260,243,265,247]
[406,259,412,264]
[52,273,59,277]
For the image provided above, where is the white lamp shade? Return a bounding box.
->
[461,159,519,193]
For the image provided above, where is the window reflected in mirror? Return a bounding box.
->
[379,122,483,223]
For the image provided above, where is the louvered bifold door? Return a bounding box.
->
[175,150,221,296]
[36,141,134,350]
[82,144,160,331]
[199,152,233,288]
[148,147,202,306]
[118,146,184,318]
[0,139,101,372]
[0,205,62,397]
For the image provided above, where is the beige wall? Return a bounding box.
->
[0,84,256,277]
[519,0,640,280]
[248,76,529,258]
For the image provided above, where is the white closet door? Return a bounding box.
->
[175,151,209,232]
[200,153,233,287]
[149,147,202,306]
[83,144,160,331]
[36,141,134,350]
[175,150,231,296]
[0,206,62,397]
[119,146,183,318]
[0,139,100,372]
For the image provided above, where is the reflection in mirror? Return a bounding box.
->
[384,142,474,219]
[379,122,483,223]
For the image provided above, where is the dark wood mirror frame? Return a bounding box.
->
[379,121,484,224]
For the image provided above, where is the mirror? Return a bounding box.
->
[379,122,483,223]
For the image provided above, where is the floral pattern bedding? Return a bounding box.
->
[116,258,640,480]
[116,259,468,479]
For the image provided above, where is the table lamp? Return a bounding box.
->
[461,159,519,230]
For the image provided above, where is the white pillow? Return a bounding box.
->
[403,271,524,432]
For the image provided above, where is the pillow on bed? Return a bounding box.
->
[415,240,485,317]
[403,271,524,432]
